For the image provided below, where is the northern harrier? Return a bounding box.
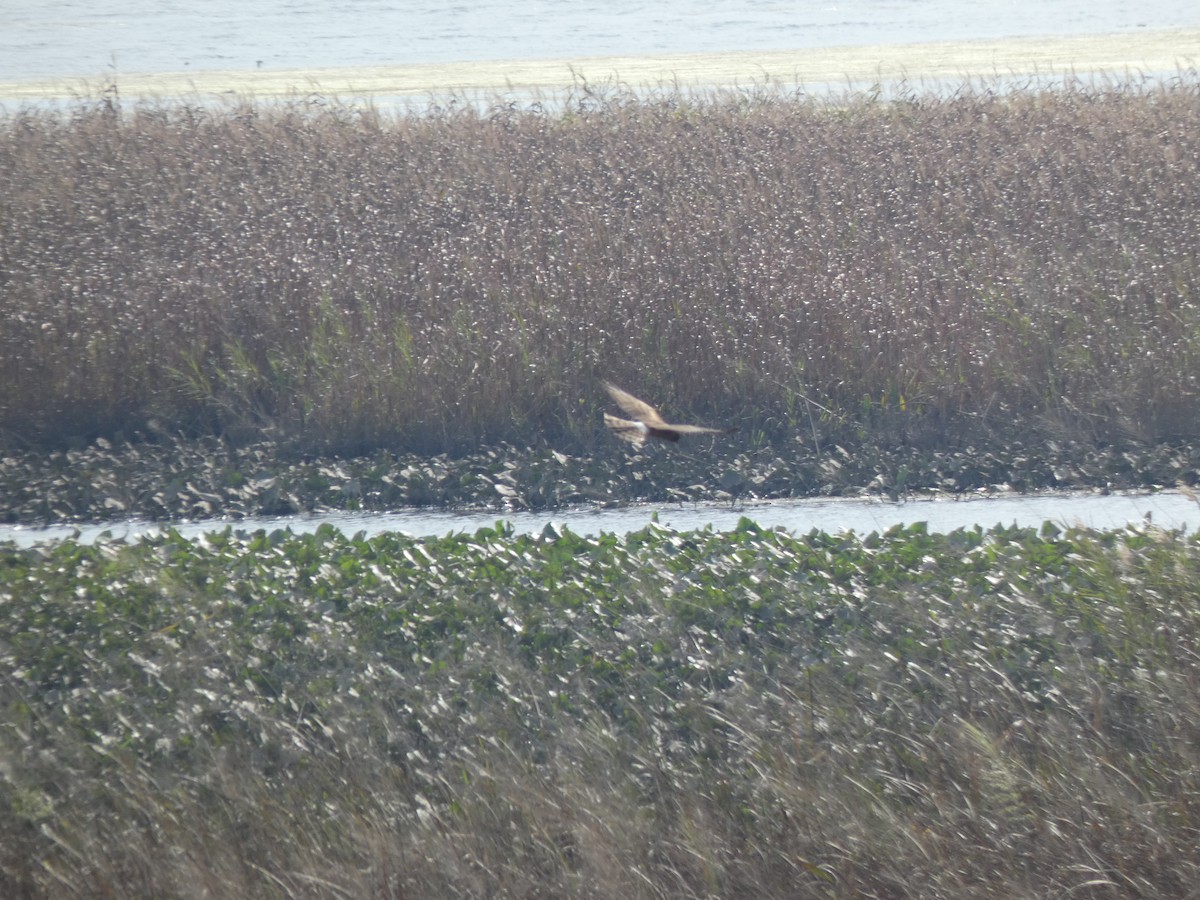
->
[602,382,736,445]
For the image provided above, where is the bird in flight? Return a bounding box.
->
[602,382,736,445]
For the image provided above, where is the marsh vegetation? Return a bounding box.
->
[2,78,1199,464]
[2,520,1200,896]
[3,80,1200,898]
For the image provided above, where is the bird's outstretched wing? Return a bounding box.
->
[663,423,733,435]
[602,382,736,444]
[603,383,668,427]
[603,412,650,444]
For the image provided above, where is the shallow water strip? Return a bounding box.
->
[2,490,1195,548]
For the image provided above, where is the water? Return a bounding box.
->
[3,490,1195,548]
[1,0,1197,83]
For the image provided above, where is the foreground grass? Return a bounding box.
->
[2,520,1199,896]
[2,78,1200,455]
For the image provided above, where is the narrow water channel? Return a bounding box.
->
[3,490,1195,548]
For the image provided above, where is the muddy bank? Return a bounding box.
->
[2,436,1198,526]
[1,28,1197,103]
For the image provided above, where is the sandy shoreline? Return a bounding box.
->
[0,27,1197,103]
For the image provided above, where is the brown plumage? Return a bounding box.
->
[602,382,736,445]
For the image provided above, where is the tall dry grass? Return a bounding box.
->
[1,78,1199,454]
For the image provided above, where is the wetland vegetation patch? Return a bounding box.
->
[1,78,1199,473]
[3,432,1200,525]
[2,520,1199,896]
[2,77,1200,898]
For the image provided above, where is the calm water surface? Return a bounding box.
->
[3,491,1196,548]
[2,1,1198,82]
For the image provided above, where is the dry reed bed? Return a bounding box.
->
[1,80,1199,456]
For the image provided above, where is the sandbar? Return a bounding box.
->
[0,28,1196,103]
